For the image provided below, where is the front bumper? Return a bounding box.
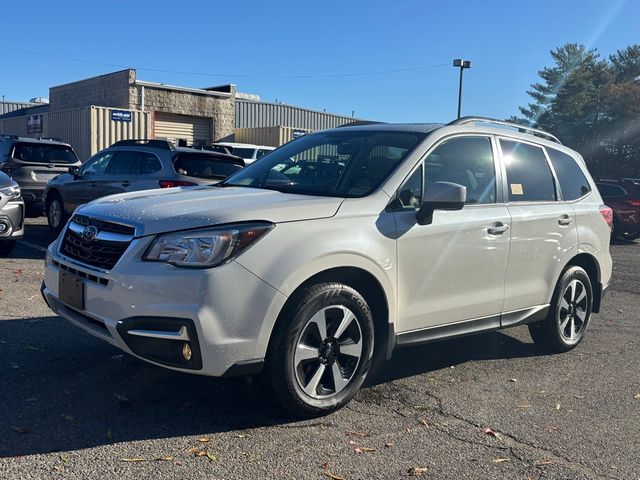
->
[0,200,25,240]
[42,235,287,377]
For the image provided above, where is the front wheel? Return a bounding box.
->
[46,195,66,234]
[268,283,375,418]
[529,266,593,352]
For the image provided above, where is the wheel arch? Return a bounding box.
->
[566,252,602,312]
[264,265,394,371]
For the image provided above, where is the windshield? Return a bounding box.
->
[12,143,78,164]
[221,130,425,197]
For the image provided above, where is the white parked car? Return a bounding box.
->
[211,142,275,164]
[42,117,612,417]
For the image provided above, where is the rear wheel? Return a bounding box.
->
[529,266,592,352]
[46,194,66,234]
[268,283,375,418]
[0,240,16,256]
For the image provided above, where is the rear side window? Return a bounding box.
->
[501,140,556,202]
[139,153,162,174]
[173,153,243,179]
[425,136,496,204]
[547,148,591,200]
[12,143,78,164]
[233,148,256,159]
[108,151,140,174]
[597,183,626,198]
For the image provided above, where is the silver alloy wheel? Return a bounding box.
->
[294,305,363,399]
[558,279,588,342]
[48,199,62,229]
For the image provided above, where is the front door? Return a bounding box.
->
[394,135,510,332]
[64,151,115,212]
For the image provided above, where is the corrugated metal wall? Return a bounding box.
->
[91,106,151,157]
[0,101,35,116]
[235,126,312,146]
[236,100,362,131]
[0,106,151,161]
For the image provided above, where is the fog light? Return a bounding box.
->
[0,222,7,233]
[182,342,192,361]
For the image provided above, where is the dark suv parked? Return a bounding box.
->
[43,139,245,232]
[0,136,81,210]
[0,171,25,256]
[596,178,640,240]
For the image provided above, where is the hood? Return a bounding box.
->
[75,186,345,236]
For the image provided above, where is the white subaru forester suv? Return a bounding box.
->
[42,117,612,417]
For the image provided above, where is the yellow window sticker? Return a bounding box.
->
[511,183,524,195]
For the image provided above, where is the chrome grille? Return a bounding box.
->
[60,216,134,270]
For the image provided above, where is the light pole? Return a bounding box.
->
[453,59,471,118]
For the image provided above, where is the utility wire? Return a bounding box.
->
[0,44,449,79]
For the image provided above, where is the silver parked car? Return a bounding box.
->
[43,139,245,232]
[0,171,25,256]
[41,118,612,417]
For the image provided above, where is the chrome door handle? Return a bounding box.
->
[488,222,509,235]
[558,214,573,226]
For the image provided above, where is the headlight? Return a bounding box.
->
[0,183,20,199]
[143,222,274,268]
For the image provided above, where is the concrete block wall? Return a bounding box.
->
[49,69,134,111]
[133,85,236,141]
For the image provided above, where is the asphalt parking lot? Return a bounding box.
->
[1,217,639,480]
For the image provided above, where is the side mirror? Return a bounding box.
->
[68,166,80,178]
[416,181,466,225]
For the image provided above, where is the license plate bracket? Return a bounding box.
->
[59,271,84,310]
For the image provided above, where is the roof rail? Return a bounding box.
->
[111,139,173,150]
[337,120,386,128]
[447,116,561,144]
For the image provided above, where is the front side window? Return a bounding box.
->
[81,152,114,176]
[222,130,425,197]
[394,167,423,210]
[425,136,496,204]
[501,140,556,202]
[547,148,591,200]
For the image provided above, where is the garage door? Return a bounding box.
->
[154,112,212,146]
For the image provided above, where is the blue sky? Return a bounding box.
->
[0,0,637,123]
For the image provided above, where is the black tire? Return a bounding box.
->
[46,193,67,234]
[528,266,593,353]
[268,282,375,418]
[611,216,620,242]
[0,240,16,257]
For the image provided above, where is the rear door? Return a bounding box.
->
[498,138,578,313]
[8,143,79,195]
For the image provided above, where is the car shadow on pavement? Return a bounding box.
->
[10,223,57,260]
[370,330,542,386]
[0,315,541,458]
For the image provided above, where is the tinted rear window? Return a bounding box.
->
[501,140,557,202]
[12,143,78,164]
[546,148,591,200]
[173,154,243,179]
[597,183,626,198]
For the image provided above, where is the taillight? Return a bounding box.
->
[626,200,640,208]
[599,204,613,229]
[159,180,197,188]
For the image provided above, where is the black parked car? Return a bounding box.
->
[0,171,25,256]
[0,135,81,211]
[43,139,245,232]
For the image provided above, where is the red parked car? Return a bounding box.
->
[596,179,640,240]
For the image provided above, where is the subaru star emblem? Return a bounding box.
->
[82,225,99,242]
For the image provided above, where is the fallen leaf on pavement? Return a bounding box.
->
[115,394,130,403]
[157,456,174,462]
[419,418,432,427]
[555,403,561,410]
[62,414,74,421]
[493,458,510,463]
[482,427,502,440]
[574,395,584,399]
[509,378,517,383]
[633,393,640,400]
[52,465,64,473]
[205,452,218,462]
[346,431,368,437]
[534,459,555,466]
[408,466,428,476]
[59,453,70,463]
[322,472,345,480]
[385,442,394,448]
[121,457,145,462]
[234,433,251,438]
[197,436,210,443]
[107,430,113,440]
